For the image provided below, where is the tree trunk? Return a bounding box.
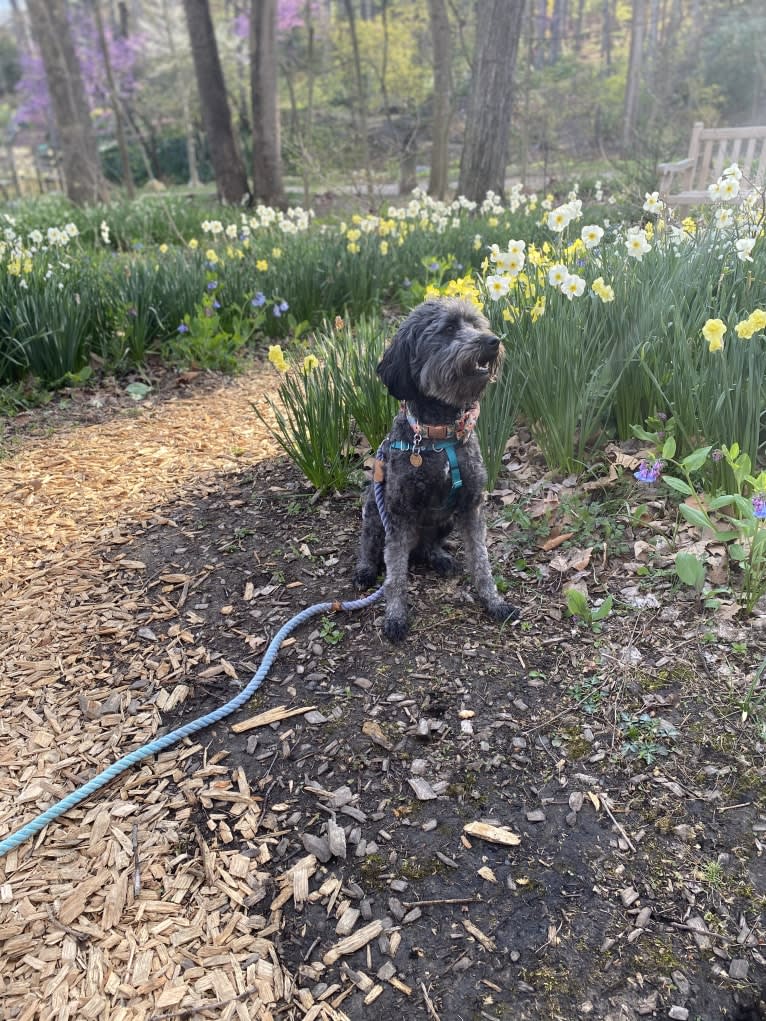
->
[250,0,285,206]
[162,0,199,187]
[427,0,452,198]
[341,0,374,203]
[550,0,566,63]
[457,0,526,203]
[9,0,32,54]
[182,0,250,203]
[622,0,646,151]
[91,0,135,197]
[26,0,107,205]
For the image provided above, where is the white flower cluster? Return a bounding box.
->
[485,239,526,298]
[546,198,583,233]
[547,263,586,301]
[708,163,742,203]
[199,205,314,241]
[0,220,79,263]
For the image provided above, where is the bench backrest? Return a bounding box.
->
[687,121,766,190]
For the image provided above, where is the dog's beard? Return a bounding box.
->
[419,337,502,408]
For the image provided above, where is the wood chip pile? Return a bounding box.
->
[0,371,361,1019]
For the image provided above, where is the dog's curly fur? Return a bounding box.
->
[353,297,520,642]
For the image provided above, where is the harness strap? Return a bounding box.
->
[388,438,463,504]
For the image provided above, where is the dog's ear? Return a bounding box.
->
[377,324,418,400]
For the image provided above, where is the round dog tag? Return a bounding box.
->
[410,452,423,467]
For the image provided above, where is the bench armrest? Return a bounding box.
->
[656,158,695,173]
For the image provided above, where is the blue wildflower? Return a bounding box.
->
[272,304,282,318]
[634,459,664,483]
[753,493,766,519]
[428,261,440,272]
[207,280,218,291]
[177,323,190,334]
[213,300,221,309]
[251,292,266,308]
[279,300,289,312]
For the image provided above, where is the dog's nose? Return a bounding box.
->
[481,333,500,350]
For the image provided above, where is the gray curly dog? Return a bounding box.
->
[353,297,520,642]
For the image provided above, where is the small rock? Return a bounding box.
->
[671,971,690,997]
[729,959,749,981]
[408,778,437,800]
[326,819,347,859]
[302,834,331,863]
[526,809,546,824]
[335,907,360,936]
[635,906,652,928]
[377,960,396,981]
[387,897,405,921]
[686,915,711,950]
[673,824,696,843]
[668,1007,689,1020]
[637,991,658,1014]
[421,818,438,832]
[620,886,640,907]
[568,791,584,813]
[402,907,422,924]
[389,879,408,893]
[304,711,327,725]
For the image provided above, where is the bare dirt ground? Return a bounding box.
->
[1,365,765,1021]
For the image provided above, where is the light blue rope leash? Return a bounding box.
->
[0,587,384,859]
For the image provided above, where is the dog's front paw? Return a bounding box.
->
[383,612,409,643]
[485,599,521,624]
[353,563,379,590]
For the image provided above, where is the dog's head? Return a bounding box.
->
[377,298,503,408]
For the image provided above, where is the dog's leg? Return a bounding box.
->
[459,505,520,624]
[353,486,385,589]
[383,523,417,642]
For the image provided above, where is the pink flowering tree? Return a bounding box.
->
[14,7,142,134]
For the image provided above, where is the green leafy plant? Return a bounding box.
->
[619,712,679,764]
[633,433,766,612]
[675,551,706,593]
[255,353,357,494]
[565,588,614,630]
[164,297,249,373]
[314,315,398,452]
[319,616,345,645]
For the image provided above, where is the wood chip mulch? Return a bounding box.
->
[0,367,343,1021]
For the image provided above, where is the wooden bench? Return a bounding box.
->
[657,121,766,207]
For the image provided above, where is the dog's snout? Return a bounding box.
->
[482,333,500,351]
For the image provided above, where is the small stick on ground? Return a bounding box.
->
[401,896,480,909]
[421,981,441,1021]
